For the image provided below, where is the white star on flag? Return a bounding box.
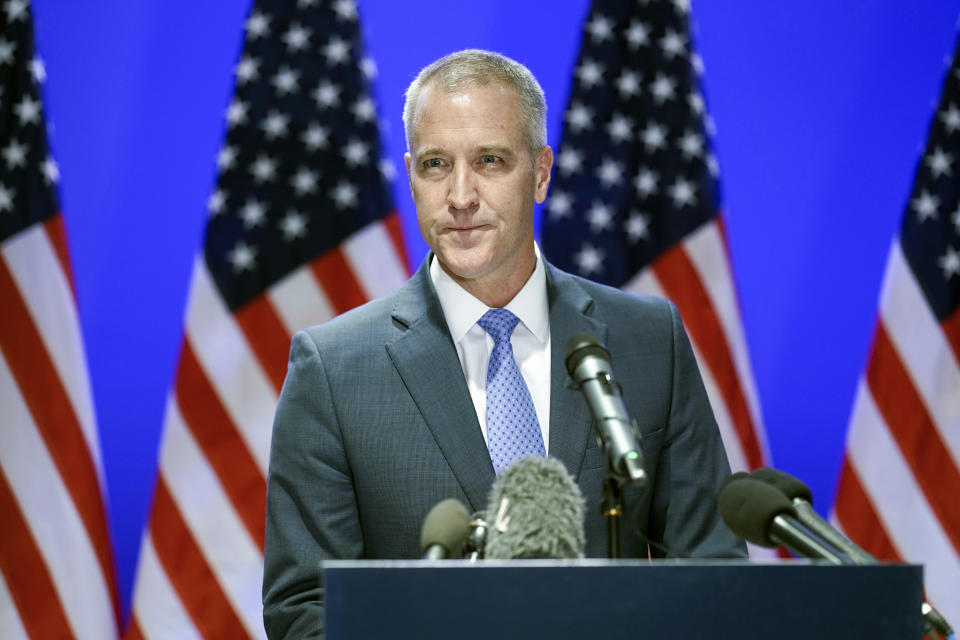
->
[574,243,604,275]
[937,245,960,279]
[669,177,696,207]
[587,201,614,232]
[575,59,604,88]
[557,147,583,175]
[912,190,940,221]
[227,241,257,271]
[634,167,658,196]
[566,103,593,133]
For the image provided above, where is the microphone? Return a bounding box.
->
[463,512,489,561]
[750,468,953,638]
[420,498,470,560]
[750,467,875,565]
[564,334,647,487]
[484,456,585,559]
[717,476,849,564]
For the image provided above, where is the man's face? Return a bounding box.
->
[405,82,552,299]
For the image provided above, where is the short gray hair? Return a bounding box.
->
[403,49,547,160]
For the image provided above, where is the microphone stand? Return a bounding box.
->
[602,476,623,559]
[598,416,647,559]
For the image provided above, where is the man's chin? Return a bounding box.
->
[435,251,494,283]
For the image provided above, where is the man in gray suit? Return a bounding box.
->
[263,49,744,638]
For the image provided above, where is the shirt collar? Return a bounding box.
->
[430,245,549,344]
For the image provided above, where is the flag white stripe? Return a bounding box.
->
[267,266,336,336]
[161,399,267,640]
[341,220,408,299]
[624,261,754,473]
[1,227,103,480]
[619,268,778,559]
[132,536,202,640]
[0,573,29,640]
[846,382,960,625]
[0,353,116,640]
[695,346,748,473]
[683,222,769,460]
[185,261,277,474]
[881,242,960,467]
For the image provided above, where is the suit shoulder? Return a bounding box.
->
[295,287,401,350]
[556,268,676,321]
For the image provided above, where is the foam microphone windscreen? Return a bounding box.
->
[750,467,815,504]
[484,456,585,559]
[420,498,470,558]
[717,476,797,547]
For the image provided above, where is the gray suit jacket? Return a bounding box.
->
[262,257,745,638]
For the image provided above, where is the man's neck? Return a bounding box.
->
[438,253,537,309]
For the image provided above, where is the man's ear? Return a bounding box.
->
[533,146,554,204]
[404,152,414,194]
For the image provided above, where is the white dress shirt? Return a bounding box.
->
[429,248,551,452]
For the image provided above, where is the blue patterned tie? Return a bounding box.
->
[477,308,546,474]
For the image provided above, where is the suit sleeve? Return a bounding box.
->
[650,301,746,558]
[262,331,362,639]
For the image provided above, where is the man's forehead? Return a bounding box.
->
[410,82,523,155]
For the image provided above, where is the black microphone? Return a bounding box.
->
[420,498,470,560]
[750,467,875,565]
[750,468,953,638]
[564,334,646,487]
[484,456,585,559]
[717,476,849,564]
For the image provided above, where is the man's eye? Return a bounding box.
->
[424,158,444,168]
[481,155,500,164]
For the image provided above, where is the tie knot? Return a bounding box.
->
[478,308,520,344]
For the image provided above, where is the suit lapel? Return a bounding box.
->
[385,261,495,512]
[545,264,608,481]
[384,259,606,505]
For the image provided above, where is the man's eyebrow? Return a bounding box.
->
[476,145,515,157]
[414,147,445,159]
[412,145,517,162]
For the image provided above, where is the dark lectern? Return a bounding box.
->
[323,559,923,639]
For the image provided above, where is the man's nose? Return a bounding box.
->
[447,163,478,211]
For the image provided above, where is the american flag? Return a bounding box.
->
[124,0,408,637]
[0,1,121,638]
[542,0,770,478]
[832,31,960,629]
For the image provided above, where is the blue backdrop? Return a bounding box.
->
[30,0,960,618]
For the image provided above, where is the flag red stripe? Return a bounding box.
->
[383,210,410,272]
[867,323,960,554]
[0,469,75,639]
[234,295,290,394]
[149,479,250,639]
[651,244,765,469]
[310,247,368,314]
[175,343,266,549]
[43,214,76,297]
[124,618,146,640]
[833,456,901,561]
[941,304,960,367]
[0,259,120,618]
